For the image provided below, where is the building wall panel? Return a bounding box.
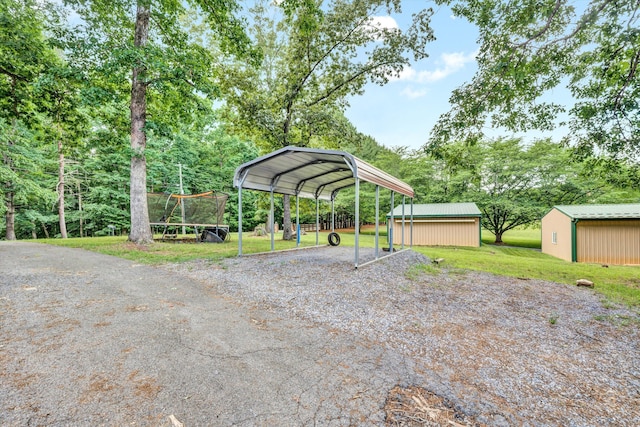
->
[577,220,640,265]
[541,208,573,262]
[392,217,479,247]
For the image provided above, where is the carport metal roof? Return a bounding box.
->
[233,146,414,200]
[233,146,415,268]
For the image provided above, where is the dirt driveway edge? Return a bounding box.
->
[1,242,432,426]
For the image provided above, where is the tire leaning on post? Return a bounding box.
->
[328,232,341,246]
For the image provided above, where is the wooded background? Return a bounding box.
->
[2,0,639,243]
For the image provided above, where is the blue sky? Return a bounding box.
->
[345,3,480,151]
[345,3,579,151]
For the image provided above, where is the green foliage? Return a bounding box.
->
[3,0,638,247]
[431,0,640,158]
[427,138,610,243]
[222,0,435,150]
[60,0,259,243]
[0,0,53,119]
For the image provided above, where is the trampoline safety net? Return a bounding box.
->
[147,191,228,225]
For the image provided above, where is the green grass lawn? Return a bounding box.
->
[40,228,640,308]
[42,232,329,264]
[413,244,640,308]
[482,227,541,248]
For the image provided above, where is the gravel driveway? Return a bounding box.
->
[2,241,639,426]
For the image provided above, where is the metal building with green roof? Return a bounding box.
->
[541,203,640,265]
[388,202,482,247]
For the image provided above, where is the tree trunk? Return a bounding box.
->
[494,231,503,244]
[282,194,293,240]
[78,182,83,238]
[4,191,16,240]
[41,222,49,239]
[57,139,68,238]
[4,111,16,240]
[128,0,153,244]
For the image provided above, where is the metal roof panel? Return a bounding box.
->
[389,202,482,217]
[554,204,640,219]
[234,146,414,200]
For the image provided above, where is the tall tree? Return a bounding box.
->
[223,0,435,239]
[453,138,603,243]
[35,62,87,239]
[430,0,640,158]
[0,0,56,240]
[64,0,256,243]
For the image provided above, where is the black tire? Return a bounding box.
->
[328,232,341,246]
[202,230,223,243]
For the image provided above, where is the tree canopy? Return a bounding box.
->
[430,0,640,159]
[221,0,434,238]
[1,0,639,243]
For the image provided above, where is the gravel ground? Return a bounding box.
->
[2,242,639,426]
[165,245,640,426]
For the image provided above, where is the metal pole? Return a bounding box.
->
[410,198,414,248]
[315,197,319,246]
[296,194,300,247]
[401,195,405,250]
[237,185,243,256]
[375,185,379,259]
[389,192,394,252]
[270,188,275,252]
[331,198,335,232]
[355,178,360,268]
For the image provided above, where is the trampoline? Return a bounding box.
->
[147,191,230,242]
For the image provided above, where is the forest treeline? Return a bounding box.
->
[2,0,639,242]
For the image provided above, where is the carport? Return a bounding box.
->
[233,146,415,268]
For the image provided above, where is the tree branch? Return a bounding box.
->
[614,47,640,110]
[0,66,27,82]
[514,0,563,48]
[306,60,397,107]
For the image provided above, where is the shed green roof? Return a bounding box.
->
[389,202,481,218]
[554,203,640,220]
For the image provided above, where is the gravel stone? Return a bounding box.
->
[166,245,640,426]
[2,241,639,426]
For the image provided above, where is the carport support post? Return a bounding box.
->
[389,191,394,252]
[270,188,275,252]
[375,185,379,259]
[410,198,414,247]
[236,171,249,257]
[354,178,360,268]
[296,194,300,247]
[331,198,335,232]
[237,186,243,256]
[315,197,319,246]
[401,195,406,250]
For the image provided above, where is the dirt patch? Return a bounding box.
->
[385,385,479,426]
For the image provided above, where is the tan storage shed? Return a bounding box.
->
[388,203,481,247]
[541,204,640,265]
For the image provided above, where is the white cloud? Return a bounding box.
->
[369,16,399,30]
[401,87,428,99]
[361,16,399,41]
[395,67,416,81]
[395,50,478,84]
